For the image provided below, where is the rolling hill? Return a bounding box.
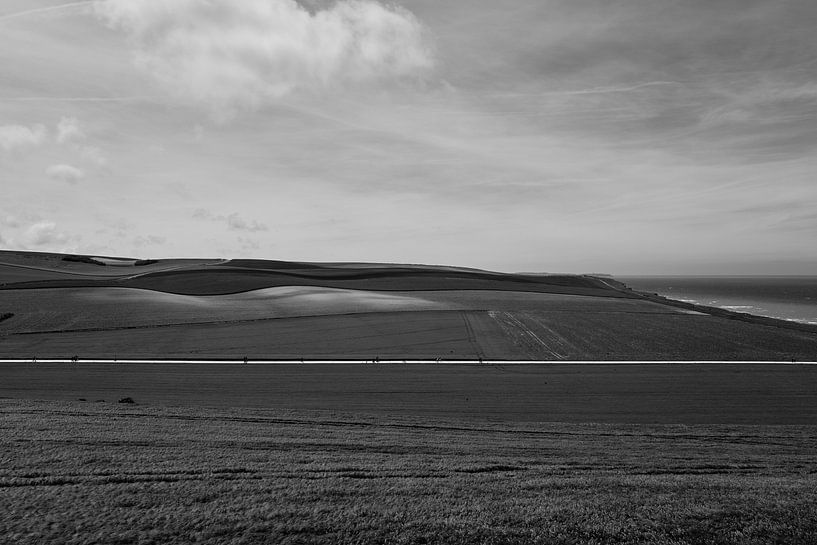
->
[1,250,816,360]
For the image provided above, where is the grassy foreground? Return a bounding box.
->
[2,399,816,544]
[4,362,817,424]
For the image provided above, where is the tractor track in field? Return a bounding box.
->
[488,311,567,360]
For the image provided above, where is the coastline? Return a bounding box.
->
[609,277,817,336]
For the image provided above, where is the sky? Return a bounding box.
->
[1,0,816,274]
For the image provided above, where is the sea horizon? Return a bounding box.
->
[619,275,817,326]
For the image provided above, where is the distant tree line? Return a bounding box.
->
[61,255,158,266]
[62,254,103,265]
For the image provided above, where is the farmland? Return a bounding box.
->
[2,361,817,543]
[3,251,817,543]
[2,250,817,360]
[3,306,817,360]
[2,398,816,544]
[2,362,817,424]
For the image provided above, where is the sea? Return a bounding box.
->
[618,276,817,326]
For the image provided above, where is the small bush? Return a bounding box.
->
[0,312,13,323]
[118,397,135,404]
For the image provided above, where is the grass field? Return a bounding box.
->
[2,398,816,544]
[0,251,620,297]
[2,250,816,360]
[3,307,816,360]
[3,362,817,424]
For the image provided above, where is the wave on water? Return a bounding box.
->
[619,276,817,325]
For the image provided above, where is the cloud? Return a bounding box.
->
[237,236,261,251]
[194,208,268,232]
[54,117,108,166]
[226,213,268,233]
[192,209,216,220]
[0,124,47,152]
[0,2,95,23]
[79,145,107,167]
[56,116,85,144]
[21,221,71,247]
[94,0,434,117]
[2,216,80,252]
[132,234,166,247]
[2,215,22,228]
[46,163,85,184]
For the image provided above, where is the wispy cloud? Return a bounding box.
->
[487,81,684,98]
[56,116,84,144]
[79,145,107,167]
[94,0,434,118]
[132,234,166,247]
[46,164,85,184]
[0,1,94,23]
[225,214,268,233]
[0,96,151,102]
[237,236,261,251]
[0,124,47,152]
[193,209,268,233]
[53,117,108,167]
